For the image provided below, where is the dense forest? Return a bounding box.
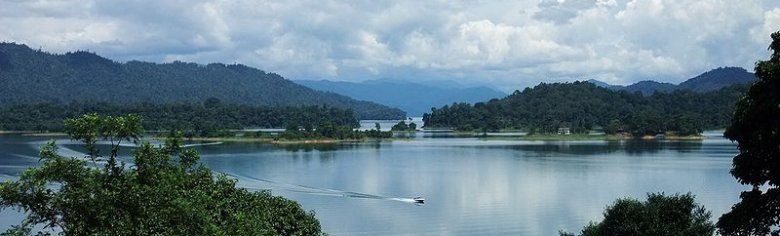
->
[423,82,748,135]
[0,42,405,120]
[0,99,359,136]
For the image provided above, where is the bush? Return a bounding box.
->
[561,193,714,236]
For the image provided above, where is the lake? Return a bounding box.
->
[0,132,747,235]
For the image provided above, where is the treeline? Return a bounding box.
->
[0,42,405,120]
[423,82,748,135]
[278,123,392,140]
[0,99,359,136]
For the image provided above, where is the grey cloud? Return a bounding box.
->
[533,7,579,25]
[533,0,598,25]
[1,0,780,91]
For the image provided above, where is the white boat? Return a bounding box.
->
[413,196,425,204]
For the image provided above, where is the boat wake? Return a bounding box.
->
[231,174,423,204]
[28,140,222,159]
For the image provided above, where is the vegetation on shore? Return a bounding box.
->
[0,99,359,135]
[423,82,747,136]
[390,120,417,132]
[564,31,780,236]
[278,122,391,140]
[0,114,324,235]
[561,193,714,236]
[716,32,780,236]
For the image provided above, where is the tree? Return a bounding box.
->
[717,32,780,236]
[603,119,622,134]
[561,193,714,236]
[391,121,409,131]
[0,114,323,235]
[203,97,222,108]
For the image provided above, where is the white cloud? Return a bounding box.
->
[0,0,778,91]
[753,8,780,44]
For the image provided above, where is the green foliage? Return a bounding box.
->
[0,101,359,135]
[391,121,417,132]
[562,193,714,236]
[364,123,393,139]
[391,121,409,131]
[0,114,323,235]
[278,122,391,140]
[0,42,405,120]
[423,82,747,135]
[603,119,623,134]
[717,32,780,236]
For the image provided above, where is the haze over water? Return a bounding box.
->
[0,132,745,235]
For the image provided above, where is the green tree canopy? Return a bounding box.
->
[422,82,747,135]
[562,193,714,236]
[391,121,410,131]
[717,32,780,236]
[0,114,323,235]
[0,101,360,135]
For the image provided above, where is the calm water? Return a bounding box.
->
[0,132,747,235]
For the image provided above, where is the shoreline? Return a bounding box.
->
[161,136,376,145]
[2,131,706,143]
[482,133,705,141]
[0,131,69,136]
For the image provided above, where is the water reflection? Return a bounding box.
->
[0,134,745,235]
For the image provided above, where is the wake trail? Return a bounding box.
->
[229,173,421,204]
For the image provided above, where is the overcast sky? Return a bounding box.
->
[2,0,779,91]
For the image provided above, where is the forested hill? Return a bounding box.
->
[677,67,757,92]
[0,42,405,120]
[423,81,748,135]
[297,79,506,116]
[589,67,756,95]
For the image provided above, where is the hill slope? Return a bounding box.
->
[0,42,405,120]
[297,79,506,116]
[678,67,757,92]
[424,81,748,135]
[587,67,756,95]
[623,81,677,95]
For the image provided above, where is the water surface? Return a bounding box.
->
[0,134,746,235]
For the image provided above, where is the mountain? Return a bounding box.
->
[297,79,507,116]
[586,67,756,95]
[586,79,613,89]
[623,81,677,95]
[678,67,757,92]
[0,42,405,120]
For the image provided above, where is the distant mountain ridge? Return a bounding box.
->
[297,79,507,116]
[0,42,405,120]
[588,67,756,95]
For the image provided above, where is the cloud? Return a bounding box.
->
[534,0,598,25]
[0,0,779,91]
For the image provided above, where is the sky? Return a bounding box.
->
[1,0,779,91]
